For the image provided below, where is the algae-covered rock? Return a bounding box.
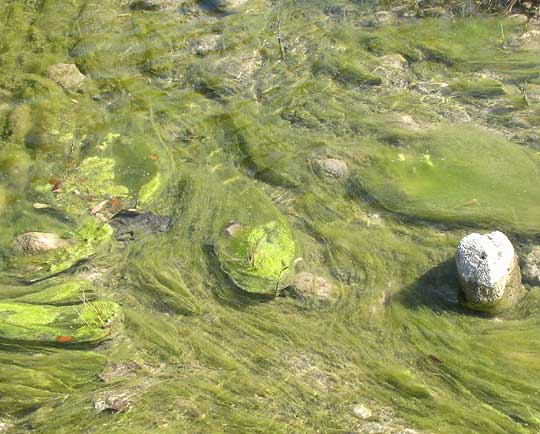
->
[0,300,120,344]
[352,126,540,233]
[47,63,86,92]
[449,79,505,99]
[456,231,523,313]
[36,156,129,216]
[215,220,295,295]
[10,219,113,281]
[0,147,33,180]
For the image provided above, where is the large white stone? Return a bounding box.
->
[456,231,521,310]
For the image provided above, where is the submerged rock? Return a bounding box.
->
[203,0,249,12]
[456,231,522,312]
[95,392,131,413]
[521,246,540,286]
[314,158,349,179]
[110,210,172,241]
[289,272,335,303]
[188,34,221,56]
[13,232,66,255]
[10,219,113,281]
[352,403,372,420]
[353,125,540,233]
[516,30,540,51]
[47,63,86,92]
[129,0,160,10]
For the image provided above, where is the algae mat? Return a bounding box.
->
[0,0,539,433]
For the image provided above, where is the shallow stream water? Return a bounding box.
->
[0,1,540,433]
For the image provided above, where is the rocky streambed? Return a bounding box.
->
[0,0,539,433]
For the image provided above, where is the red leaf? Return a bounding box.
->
[56,335,74,343]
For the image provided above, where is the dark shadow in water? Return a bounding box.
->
[398,257,492,319]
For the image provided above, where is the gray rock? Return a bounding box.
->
[0,420,11,433]
[189,34,221,56]
[13,232,66,255]
[129,0,160,10]
[456,231,522,312]
[315,158,349,179]
[223,221,243,238]
[508,14,529,25]
[205,0,249,11]
[516,30,540,51]
[94,393,131,413]
[47,63,86,92]
[352,404,372,420]
[289,272,334,302]
[521,245,540,285]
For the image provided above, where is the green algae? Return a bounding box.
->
[0,0,539,432]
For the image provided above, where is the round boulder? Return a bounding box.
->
[456,231,522,313]
[314,158,349,179]
[13,232,66,255]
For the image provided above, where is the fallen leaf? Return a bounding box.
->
[33,203,51,209]
[56,335,74,343]
[110,198,122,208]
[52,182,62,193]
[148,154,159,161]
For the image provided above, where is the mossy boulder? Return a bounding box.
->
[10,219,113,281]
[215,220,295,295]
[352,125,540,233]
[35,156,129,217]
[449,79,505,99]
[0,300,120,344]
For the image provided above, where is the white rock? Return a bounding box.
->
[456,231,521,310]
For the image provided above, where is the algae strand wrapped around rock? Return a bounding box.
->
[215,220,295,295]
